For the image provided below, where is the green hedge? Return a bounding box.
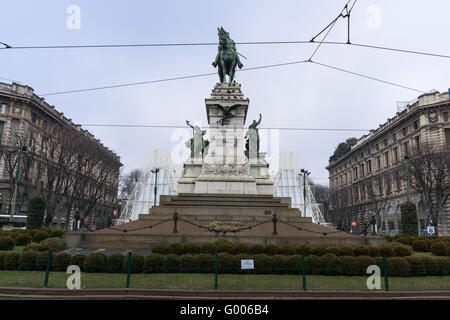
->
[0,237,15,250]
[0,251,448,277]
[148,241,419,257]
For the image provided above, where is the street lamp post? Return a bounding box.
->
[150,168,160,207]
[9,146,27,223]
[300,169,310,218]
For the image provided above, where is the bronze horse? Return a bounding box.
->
[212,27,243,84]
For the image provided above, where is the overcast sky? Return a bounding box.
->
[1,0,449,185]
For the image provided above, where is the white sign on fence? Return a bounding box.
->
[427,226,435,235]
[241,259,254,270]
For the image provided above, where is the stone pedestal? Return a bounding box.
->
[177,82,274,195]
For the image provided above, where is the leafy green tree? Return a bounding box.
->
[329,137,358,163]
[26,197,46,229]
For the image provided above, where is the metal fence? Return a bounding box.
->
[0,251,449,291]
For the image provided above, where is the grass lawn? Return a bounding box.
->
[0,270,448,291]
[412,252,439,258]
[0,246,25,254]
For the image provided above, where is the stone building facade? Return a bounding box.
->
[326,91,450,236]
[0,81,122,230]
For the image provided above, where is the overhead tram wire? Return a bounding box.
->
[78,123,371,132]
[38,56,426,96]
[1,40,449,60]
[308,0,357,61]
[309,60,426,94]
[39,60,308,96]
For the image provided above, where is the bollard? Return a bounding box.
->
[43,250,52,288]
[272,214,278,235]
[382,255,389,291]
[126,251,132,288]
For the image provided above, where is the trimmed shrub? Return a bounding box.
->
[213,238,233,246]
[19,251,37,271]
[406,256,426,276]
[339,256,359,276]
[4,253,20,270]
[23,243,50,253]
[233,243,250,254]
[26,197,46,230]
[387,257,411,277]
[295,245,312,256]
[35,252,50,271]
[311,246,327,257]
[368,247,381,257]
[15,233,32,246]
[327,247,341,256]
[339,246,354,257]
[123,254,144,273]
[192,254,214,273]
[200,243,217,255]
[0,252,6,269]
[400,202,418,236]
[106,253,124,273]
[379,245,396,257]
[354,246,370,257]
[355,256,375,276]
[143,254,165,273]
[0,236,15,251]
[40,237,65,252]
[32,231,49,243]
[167,243,184,255]
[216,243,233,254]
[180,254,196,273]
[217,252,235,274]
[48,229,66,238]
[270,255,288,274]
[264,244,279,255]
[250,244,265,255]
[321,254,341,275]
[53,253,72,272]
[391,243,413,257]
[430,242,447,256]
[83,252,107,273]
[164,254,180,273]
[70,254,86,271]
[253,254,271,274]
[305,255,321,274]
[278,245,296,256]
[151,244,167,254]
[183,243,201,254]
[434,257,450,276]
[412,240,428,252]
[286,255,302,274]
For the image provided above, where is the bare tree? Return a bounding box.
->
[405,143,450,236]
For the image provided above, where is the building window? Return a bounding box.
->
[0,121,4,141]
[445,128,450,147]
[413,120,419,130]
[1,104,6,114]
[376,143,379,151]
[31,113,37,124]
[383,139,388,147]
[384,152,389,167]
[393,147,399,163]
[404,141,409,157]
[444,112,449,122]
[402,127,408,136]
[393,133,397,142]
[377,156,381,171]
[360,163,365,177]
[367,160,372,174]
[353,167,358,180]
[415,136,420,151]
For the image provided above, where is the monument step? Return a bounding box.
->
[159,199,290,208]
